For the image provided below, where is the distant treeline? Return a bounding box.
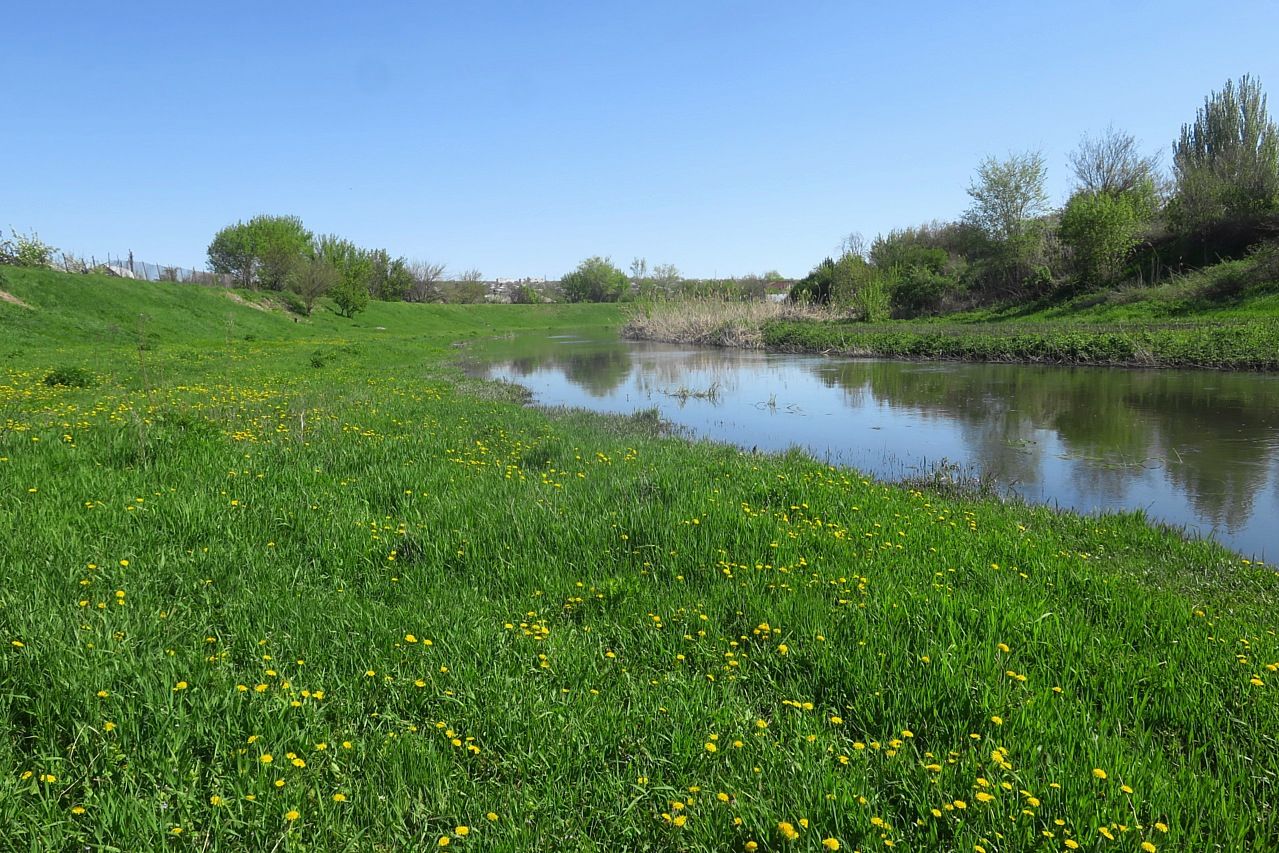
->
[789,74,1279,320]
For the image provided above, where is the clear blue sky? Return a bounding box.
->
[5,1,1279,279]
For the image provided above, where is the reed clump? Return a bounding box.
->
[622,298,834,348]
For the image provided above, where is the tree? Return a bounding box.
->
[357,250,416,301]
[207,223,257,287]
[837,231,869,259]
[629,257,648,286]
[251,215,312,290]
[1059,191,1147,286]
[288,256,338,315]
[964,151,1050,244]
[790,253,877,305]
[331,274,369,318]
[408,261,448,302]
[963,151,1051,287]
[560,257,628,302]
[651,263,681,292]
[1069,126,1162,197]
[207,215,311,289]
[1172,74,1279,231]
[315,234,372,302]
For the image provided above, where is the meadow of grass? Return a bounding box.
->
[3,267,1279,851]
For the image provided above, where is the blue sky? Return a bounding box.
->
[5,1,1279,279]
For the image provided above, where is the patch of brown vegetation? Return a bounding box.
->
[224,291,272,312]
[0,290,34,310]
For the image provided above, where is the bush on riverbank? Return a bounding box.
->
[760,317,1279,370]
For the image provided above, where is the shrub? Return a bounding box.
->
[43,366,95,387]
[0,229,57,267]
[561,257,628,303]
[1059,190,1148,287]
[890,266,961,316]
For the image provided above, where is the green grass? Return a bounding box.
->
[2,267,1278,851]
[762,318,1279,370]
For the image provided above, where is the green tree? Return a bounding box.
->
[365,249,415,301]
[331,274,369,318]
[315,235,372,300]
[206,222,257,287]
[790,253,876,305]
[1172,74,1279,231]
[207,215,311,289]
[560,257,628,302]
[252,215,312,290]
[963,151,1051,287]
[1059,190,1147,286]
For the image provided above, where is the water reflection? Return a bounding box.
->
[468,331,1279,558]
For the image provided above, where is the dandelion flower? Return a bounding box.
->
[1092,768,1107,780]
[285,810,300,822]
[823,839,841,850]
[333,793,347,802]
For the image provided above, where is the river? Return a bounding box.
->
[467,329,1279,559]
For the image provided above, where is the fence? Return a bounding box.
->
[53,250,235,287]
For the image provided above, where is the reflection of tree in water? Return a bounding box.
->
[813,361,1047,487]
[488,335,636,397]
[811,359,1279,531]
[560,349,634,396]
[1128,377,1278,531]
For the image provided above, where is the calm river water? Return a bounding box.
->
[468,330,1279,559]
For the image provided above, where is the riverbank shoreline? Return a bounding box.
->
[622,311,1279,371]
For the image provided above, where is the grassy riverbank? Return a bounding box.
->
[3,267,1279,850]
[624,255,1279,370]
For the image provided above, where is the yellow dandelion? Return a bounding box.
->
[285,809,300,822]
[1092,768,1107,780]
